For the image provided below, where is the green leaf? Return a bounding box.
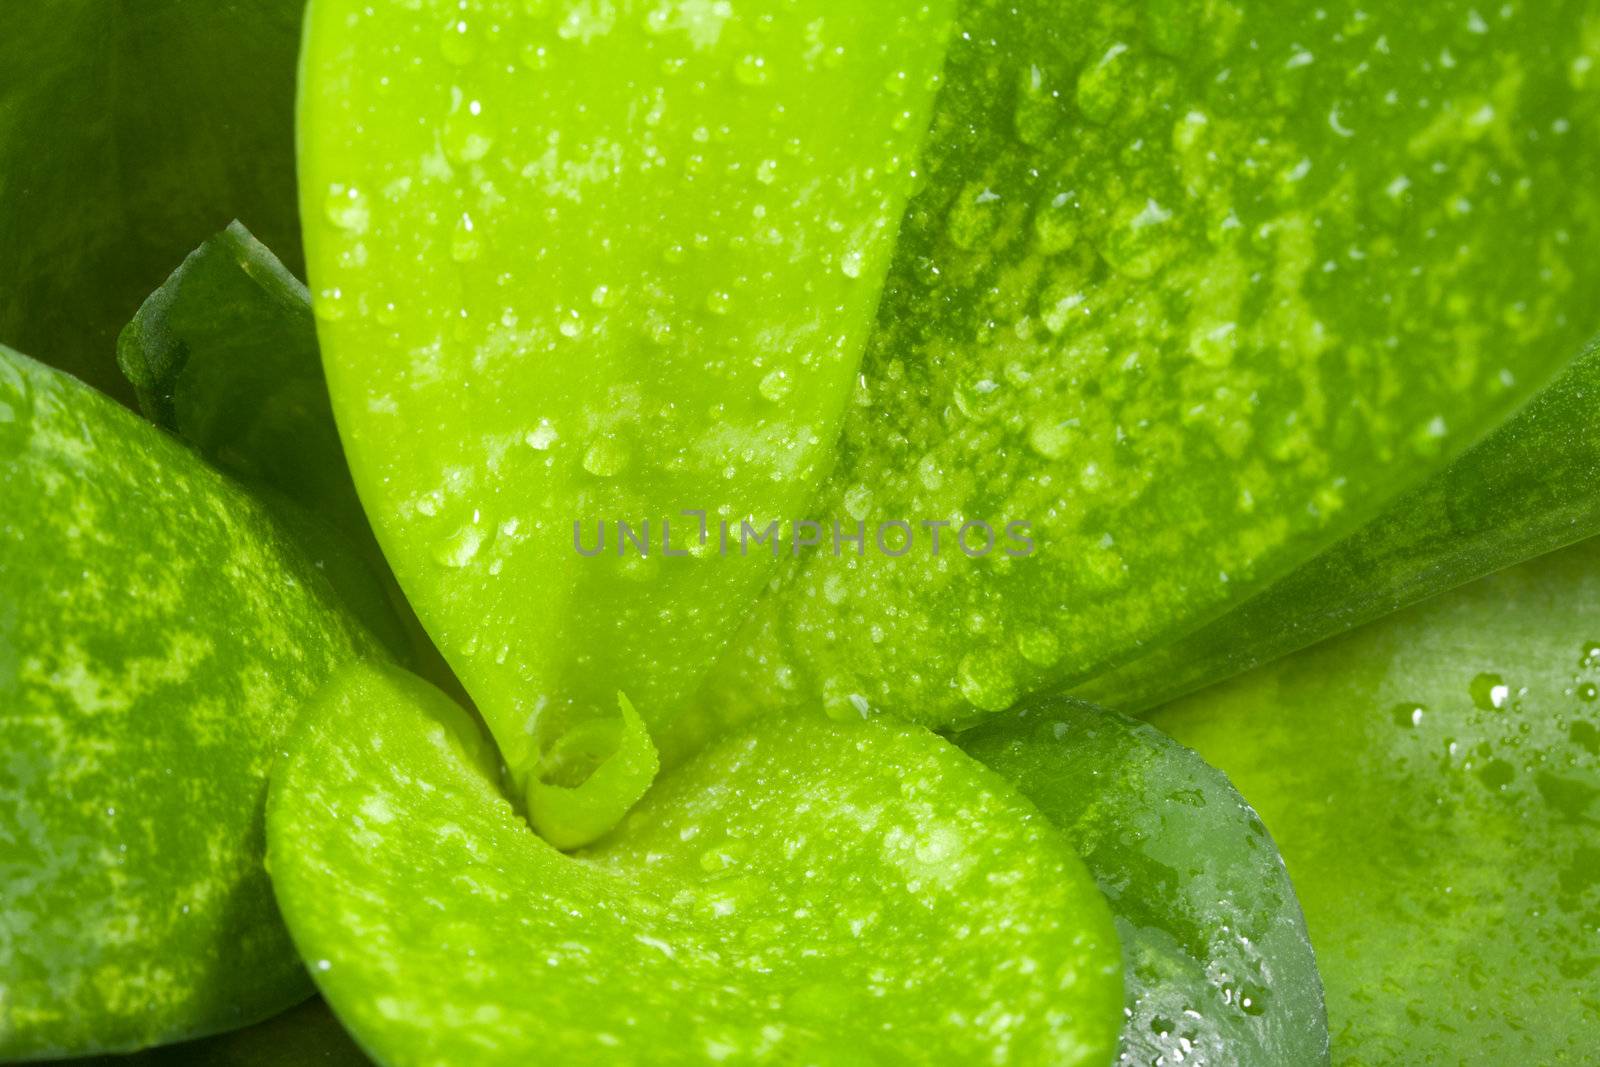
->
[960,700,1328,1066]
[705,0,1600,731]
[299,1,958,802]
[266,661,1124,1066]
[0,348,374,1058]
[113,222,422,671]
[117,222,364,552]
[1151,537,1600,1063]
[1082,335,1600,711]
[0,0,304,404]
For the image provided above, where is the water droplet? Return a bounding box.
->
[705,290,732,315]
[1391,702,1426,728]
[1028,418,1077,460]
[451,213,482,262]
[440,20,478,65]
[946,181,1001,251]
[1032,192,1080,254]
[1470,672,1510,711]
[842,484,873,522]
[957,650,1019,712]
[1016,628,1061,667]
[434,525,484,568]
[839,249,864,279]
[313,288,347,322]
[323,185,370,233]
[582,436,631,477]
[758,369,791,401]
[734,54,768,87]
[524,422,558,450]
[1014,63,1062,146]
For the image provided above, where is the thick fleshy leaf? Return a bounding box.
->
[0,0,304,404]
[266,662,1124,1066]
[300,0,957,802]
[0,348,374,1058]
[705,0,1600,732]
[113,222,456,679]
[960,700,1327,1066]
[1083,335,1600,711]
[1152,537,1600,1063]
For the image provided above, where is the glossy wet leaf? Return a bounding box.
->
[0,348,374,1058]
[114,222,425,669]
[266,662,1123,1066]
[0,0,304,404]
[706,0,1600,733]
[1083,335,1600,712]
[1152,537,1600,1064]
[301,0,958,793]
[960,700,1327,1066]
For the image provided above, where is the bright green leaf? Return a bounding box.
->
[1152,537,1600,1064]
[1083,335,1600,711]
[960,700,1328,1066]
[266,661,1124,1066]
[0,348,374,1058]
[300,0,957,805]
[0,1,305,403]
[706,0,1600,732]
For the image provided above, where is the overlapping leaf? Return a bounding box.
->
[0,349,374,1058]
[266,663,1124,1066]
[1153,537,1600,1063]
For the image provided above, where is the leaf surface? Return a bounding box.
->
[707,0,1600,732]
[0,0,304,403]
[961,700,1327,1066]
[1152,537,1600,1063]
[0,348,372,1058]
[300,0,959,801]
[266,662,1124,1067]
[1083,336,1600,711]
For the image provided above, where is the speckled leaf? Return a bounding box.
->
[0,0,305,404]
[705,0,1600,733]
[300,0,957,797]
[960,700,1327,1066]
[1152,537,1600,1064]
[1083,334,1600,712]
[266,661,1124,1066]
[0,347,375,1059]
[114,222,439,673]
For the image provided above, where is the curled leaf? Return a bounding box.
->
[266,663,1124,1066]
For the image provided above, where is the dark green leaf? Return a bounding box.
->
[961,700,1328,1066]
[113,222,422,670]
[0,0,304,403]
[0,348,374,1057]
